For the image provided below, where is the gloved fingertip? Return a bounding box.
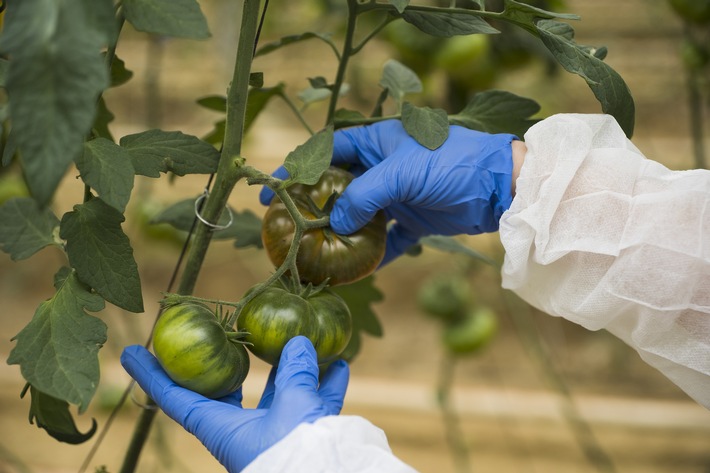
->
[329,200,361,235]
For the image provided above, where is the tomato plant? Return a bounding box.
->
[238,279,352,365]
[262,166,387,286]
[0,0,637,471]
[152,302,250,399]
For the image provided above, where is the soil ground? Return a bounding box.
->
[1,1,709,472]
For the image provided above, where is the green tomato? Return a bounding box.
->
[417,273,473,323]
[237,280,352,365]
[152,302,250,398]
[668,0,710,24]
[0,175,29,205]
[435,34,497,89]
[442,307,497,356]
[262,166,387,286]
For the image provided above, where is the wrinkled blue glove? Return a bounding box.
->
[121,336,349,473]
[260,120,517,265]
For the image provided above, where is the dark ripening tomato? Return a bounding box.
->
[237,280,352,365]
[262,166,387,287]
[443,307,497,356]
[152,302,250,398]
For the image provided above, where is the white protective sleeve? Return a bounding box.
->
[244,113,709,473]
[242,415,419,473]
[499,113,710,409]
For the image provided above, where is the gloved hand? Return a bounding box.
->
[260,120,517,265]
[121,336,349,473]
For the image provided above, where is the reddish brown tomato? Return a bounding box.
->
[262,166,387,286]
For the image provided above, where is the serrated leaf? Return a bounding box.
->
[449,90,540,137]
[0,0,110,206]
[401,102,449,150]
[223,210,263,248]
[331,276,384,362]
[24,385,97,444]
[76,138,135,213]
[379,59,422,106]
[535,20,635,137]
[122,0,210,39]
[8,270,107,413]
[283,127,334,186]
[120,129,220,177]
[255,32,339,59]
[0,198,60,260]
[402,10,499,37]
[203,119,226,147]
[421,235,498,267]
[60,198,143,313]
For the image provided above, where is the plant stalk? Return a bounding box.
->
[117,2,262,473]
[437,352,472,473]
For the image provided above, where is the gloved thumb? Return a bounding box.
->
[273,336,320,393]
[330,165,395,235]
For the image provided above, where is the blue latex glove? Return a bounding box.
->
[260,120,517,265]
[121,336,349,473]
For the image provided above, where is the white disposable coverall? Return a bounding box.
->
[244,114,710,472]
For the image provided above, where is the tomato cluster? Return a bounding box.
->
[417,273,498,356]
[152,302,250,398]
[261,166,387,287]
[238,279,352,365]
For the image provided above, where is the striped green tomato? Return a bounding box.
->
[152,302,250,398]
[237,280,352,365]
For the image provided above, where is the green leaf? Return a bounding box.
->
[449,90,540,137]
[387,0,410,14]
[500,0,579,32]
[151,198,263,248]
[255,32,339,59]
[421,235,498,267]
[0,198,60,260]
[122,0,211,39]
[283,126,334,186]
[379,59,422,106]
[401,102,449,150]
[150,196,229,232]
[203,119,226,147]
[92,97,116,141]
[108,54,134,88]
[246,85,286,133]
[60,198,144,313]
[402,10,499,36]
[331,276,384,362]
[197,95,227,113]
[24,385,97,444]
[0,57,9,87]
[223,210,263,249]
[8,269,107,413]
[120,129,220,177]
[535,20,635,137]
[0,0,110,206]
[76,138,135,213]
